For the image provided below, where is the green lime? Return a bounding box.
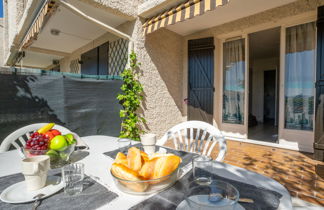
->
[70,139,77,145]
[64,134,75,145]
[60,152,68,161]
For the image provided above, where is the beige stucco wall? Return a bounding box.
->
[80,0,139,19]
[139,28,185,137]
[2,0,46,65]
[16,0,26,25]
[116,19,185,138]
[6,0,18,53]
[0,19,4,67]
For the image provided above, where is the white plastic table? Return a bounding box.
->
[0,135,292,209]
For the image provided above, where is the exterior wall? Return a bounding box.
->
[2,0,44,65]
[182,0,324,152]
[138,0,185,17]
[16,0,27,25]
[6,0,18,54]
[0,19,4,67]
[79,0,139,19]
[2,0,139,66]
[117,20,185,138]
[3,1,9,62]
[141,28,185,137]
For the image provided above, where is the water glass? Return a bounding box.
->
[192,155,212,185]
[62,163,84,196]
[185,180,239,210]
[118,138,131,153]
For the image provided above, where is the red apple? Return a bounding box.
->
[45,131,55,140]
[50,129,61,136]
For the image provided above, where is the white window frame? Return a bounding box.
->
[219,35,248,139]
[279,18,317,152]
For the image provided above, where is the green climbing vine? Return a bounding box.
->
[117,51,145,141]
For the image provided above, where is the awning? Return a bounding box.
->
[21,0,57,49]
[143,0,230,34]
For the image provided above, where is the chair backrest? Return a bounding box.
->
[0,123,72,152]
[157,121,226,161]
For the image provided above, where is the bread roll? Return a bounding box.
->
[151,155,181,179]
[139,158,158,179]
[149,153,174,160]
[127,147,142,172]
[140,151,149,162]
[115,152,128,167]
[111,163,141,181]
[111,163,149,192]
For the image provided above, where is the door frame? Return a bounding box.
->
[183,11,317,152]
[214,11,316,151]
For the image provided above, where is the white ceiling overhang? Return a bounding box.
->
[165,0,297,36]
[18,0,129,69]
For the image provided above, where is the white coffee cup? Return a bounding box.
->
[22,155,50,191]
[140,133,157,155]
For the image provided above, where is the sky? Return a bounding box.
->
[0,0,3,18]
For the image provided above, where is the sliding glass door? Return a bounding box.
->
[222,39,246,124]
[284,22,316,131]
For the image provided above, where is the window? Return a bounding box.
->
[80,39,128,76]
[222,38,245,124]
[284,22,316,130]
[81,42,109,75]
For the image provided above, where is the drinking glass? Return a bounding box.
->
[185,180,239,210]
[62,163,84,195]
[118,138,131,153]
[192,155,212,185]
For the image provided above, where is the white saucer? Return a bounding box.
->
[0,176,63,204]
[176,199,245,210]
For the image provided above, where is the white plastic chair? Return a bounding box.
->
[157,121,227,161]
[0,123,72,152]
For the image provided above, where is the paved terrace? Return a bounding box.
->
[165,139,324,206]
[215,141,324,206]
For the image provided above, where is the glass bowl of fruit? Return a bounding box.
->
[23,123,78,168]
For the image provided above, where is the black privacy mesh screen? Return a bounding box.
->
[0,69,122,143]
